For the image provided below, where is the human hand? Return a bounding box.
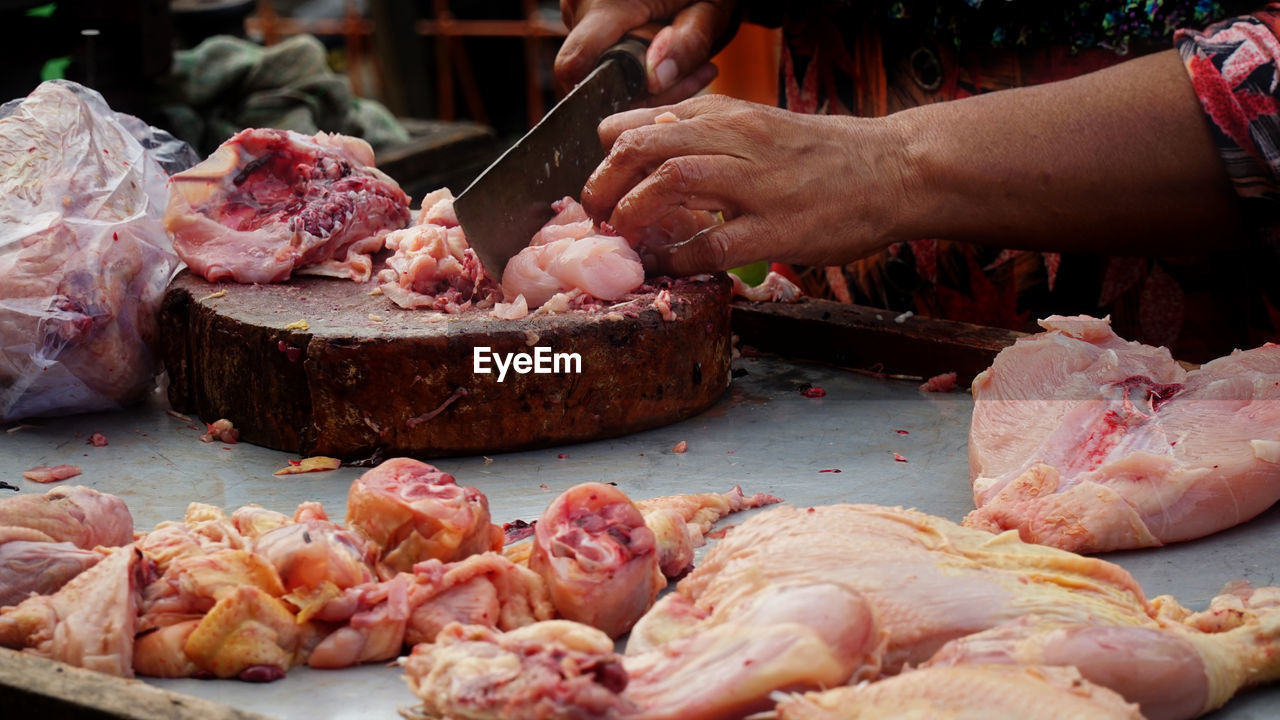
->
[556,1,738,103]
[581,95,911,276]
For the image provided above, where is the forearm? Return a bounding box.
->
[888,49,1245,255]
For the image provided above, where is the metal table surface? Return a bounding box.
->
[3,353,1277,719]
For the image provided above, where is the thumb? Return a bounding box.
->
[646,2,739,94]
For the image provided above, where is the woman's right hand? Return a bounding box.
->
[556,1,739,104]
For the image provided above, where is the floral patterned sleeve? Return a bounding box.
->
[1175,7,1280,202]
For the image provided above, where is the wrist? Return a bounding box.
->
[878,107,948,247]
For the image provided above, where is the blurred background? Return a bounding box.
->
[0,0,778,199]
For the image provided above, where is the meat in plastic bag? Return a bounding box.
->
[0,80,193,421]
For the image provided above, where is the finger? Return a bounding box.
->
[585,116,737,221]
[646,2,737,94]
[598,105,675,149]
[584,117,682,220]
[555,4,651,91]
[657,217,770,276]
[608,155,744,238]
[589,101,750,212]
[600,94,740,146]
[643,62,719,106]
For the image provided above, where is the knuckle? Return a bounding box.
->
[610,127,649,165]
[685,23,715,53]
[698,228,731,270]
[655,158,700,192]
[614,193,638,221]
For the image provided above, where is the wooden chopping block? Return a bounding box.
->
[159,272,732,460]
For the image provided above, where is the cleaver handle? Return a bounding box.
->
[601,37,650,96]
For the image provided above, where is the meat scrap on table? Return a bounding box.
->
[272,456,341,475]
[0,462,775,687]
[21,464,82,483]
[198,418,239,444]
[967,314,1280,553]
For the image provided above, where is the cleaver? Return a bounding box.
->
[453,38,649,283]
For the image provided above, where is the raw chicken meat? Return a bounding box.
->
[0,81,182,421]
[502,485,780,579]
[403,552,554,645]
[165,128,411,283]
[177,584,310,681]
[230,503,293,538]
[402,621,635,719]
[500,196,722,314]
[921,581,1280,720]
[132,508,314,681]
[408,504,1280,720]
[621,582,883,719]
[308,551,554,668]
[133,549,295,680]
[377,188,499,312]
[135,502,248,574]
[775,664,1143,720]
[730,271,802,303]
[379,192,715,318]
[528,482,665,638]
[307,572,413,669]
[630,504,1148,671]
[251,509,377,622]
[0,541,102,607]
[634,485,781,577]
[919,371,959,393]
[140,548,284,622]
[403,583,883,720]
[0,545,149,676]
[21,464,82,483]
[502,233,644,310]
[0,485,133,548]
[966,315,1280,552]
[345,457,503,577]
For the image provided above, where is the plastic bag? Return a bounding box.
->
[0,80,197,421]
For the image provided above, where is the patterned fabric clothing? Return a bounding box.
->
[767,1,1280,360]
[1176,8,1280,201]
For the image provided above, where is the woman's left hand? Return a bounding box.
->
[582,94,911,276]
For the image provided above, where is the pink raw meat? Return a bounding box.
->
[377,188,497,313]
[345,458,504,578]
[502,234,644,310]
[165,128,411,283]
[529,482,665,638]
[380,192,715,319]
[0,485,133,548]
[0,541,103,607]
[0,545,149,676]
[965,315,1280,552]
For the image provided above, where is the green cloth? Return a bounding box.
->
[161,34,408,156]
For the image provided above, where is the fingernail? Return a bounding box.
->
[654,59,678,91]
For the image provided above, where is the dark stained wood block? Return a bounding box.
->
[730,298,1026,385]
[160,271,732,459]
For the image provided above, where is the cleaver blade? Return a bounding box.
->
[453,39,648,283]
